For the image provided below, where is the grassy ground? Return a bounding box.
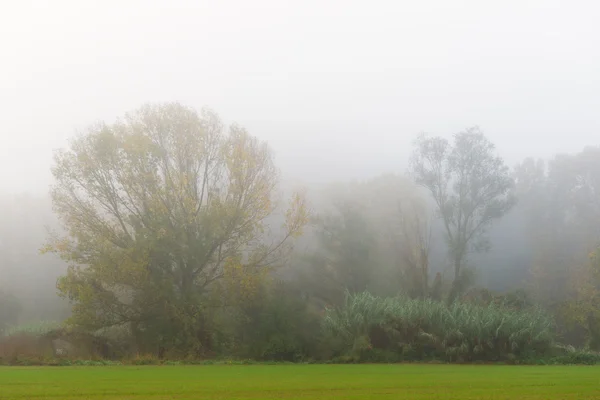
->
[1,364,599,399]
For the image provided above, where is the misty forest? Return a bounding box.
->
[2,101,600,365]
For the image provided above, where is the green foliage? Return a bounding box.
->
[538,344,600,365]
[43,102,308,357]
[323,291,554,362]
[550,350,600,365]
[461,288,533,311]
[10,103,600,366]
[214,280,321,361]
[561,246,600,350]
[300,202,375,307]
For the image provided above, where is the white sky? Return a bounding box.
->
[1,0,599,194]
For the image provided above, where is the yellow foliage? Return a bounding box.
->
[563,248,600,338]
[44,102,308,332]
[221,256,271,306]
[284,190,310,239]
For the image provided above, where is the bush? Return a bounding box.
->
[542,344,600,365]
[0,333,54,365]
[2,321,60,338]
[214,280,322,362]
[322,291,555,363]
[127,353,161,365]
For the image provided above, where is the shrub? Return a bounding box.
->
[543,344,600,365]
[0,333,54,365]
[127,353,161,365]
[2,321,61,338]
[214,280,322,362]
[322,291,555,362]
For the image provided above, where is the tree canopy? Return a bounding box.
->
[44,103,308,356]
[9,105,599,362]
[410,127,515,300]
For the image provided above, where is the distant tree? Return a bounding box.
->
[350,174,434,299]
[301,201,374,307]
[564,247,600,350]
[302,174,434,302]
[394,196,433,299]
[513,158,567,307]
[531,147,600,347]
[43,103,308,356]
[0,194,70,324]
[0,290,21,335]
[410,127,515,301]
[520,149,600,301]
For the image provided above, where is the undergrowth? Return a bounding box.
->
[3,347,600,366]
[2,293,600,366]
[322,291,555,363]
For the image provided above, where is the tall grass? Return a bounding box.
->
[1,321,61,338]
[322,291,555,362]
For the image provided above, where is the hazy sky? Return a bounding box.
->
[1,0,599,194]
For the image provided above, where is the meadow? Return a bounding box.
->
[1,364,599,399]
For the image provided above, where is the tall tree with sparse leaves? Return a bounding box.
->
[410,127,515,302]
[43,103,309,356]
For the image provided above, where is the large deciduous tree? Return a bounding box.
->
[410,127,515,301]
[44,103,308,356]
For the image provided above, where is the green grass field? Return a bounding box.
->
[1,364,599,399]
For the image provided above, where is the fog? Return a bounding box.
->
[1,0,600,350]
[2,0,600,193]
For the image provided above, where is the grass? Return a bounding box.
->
[323,292,555,363]
[0,364,599,399]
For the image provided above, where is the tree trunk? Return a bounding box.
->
[447,254,463,304]
[420,248,429,298]
[430,272,442,301]
[447,281,460,304]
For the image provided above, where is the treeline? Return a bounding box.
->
[0,194,69,334]
[2,102,600,364]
